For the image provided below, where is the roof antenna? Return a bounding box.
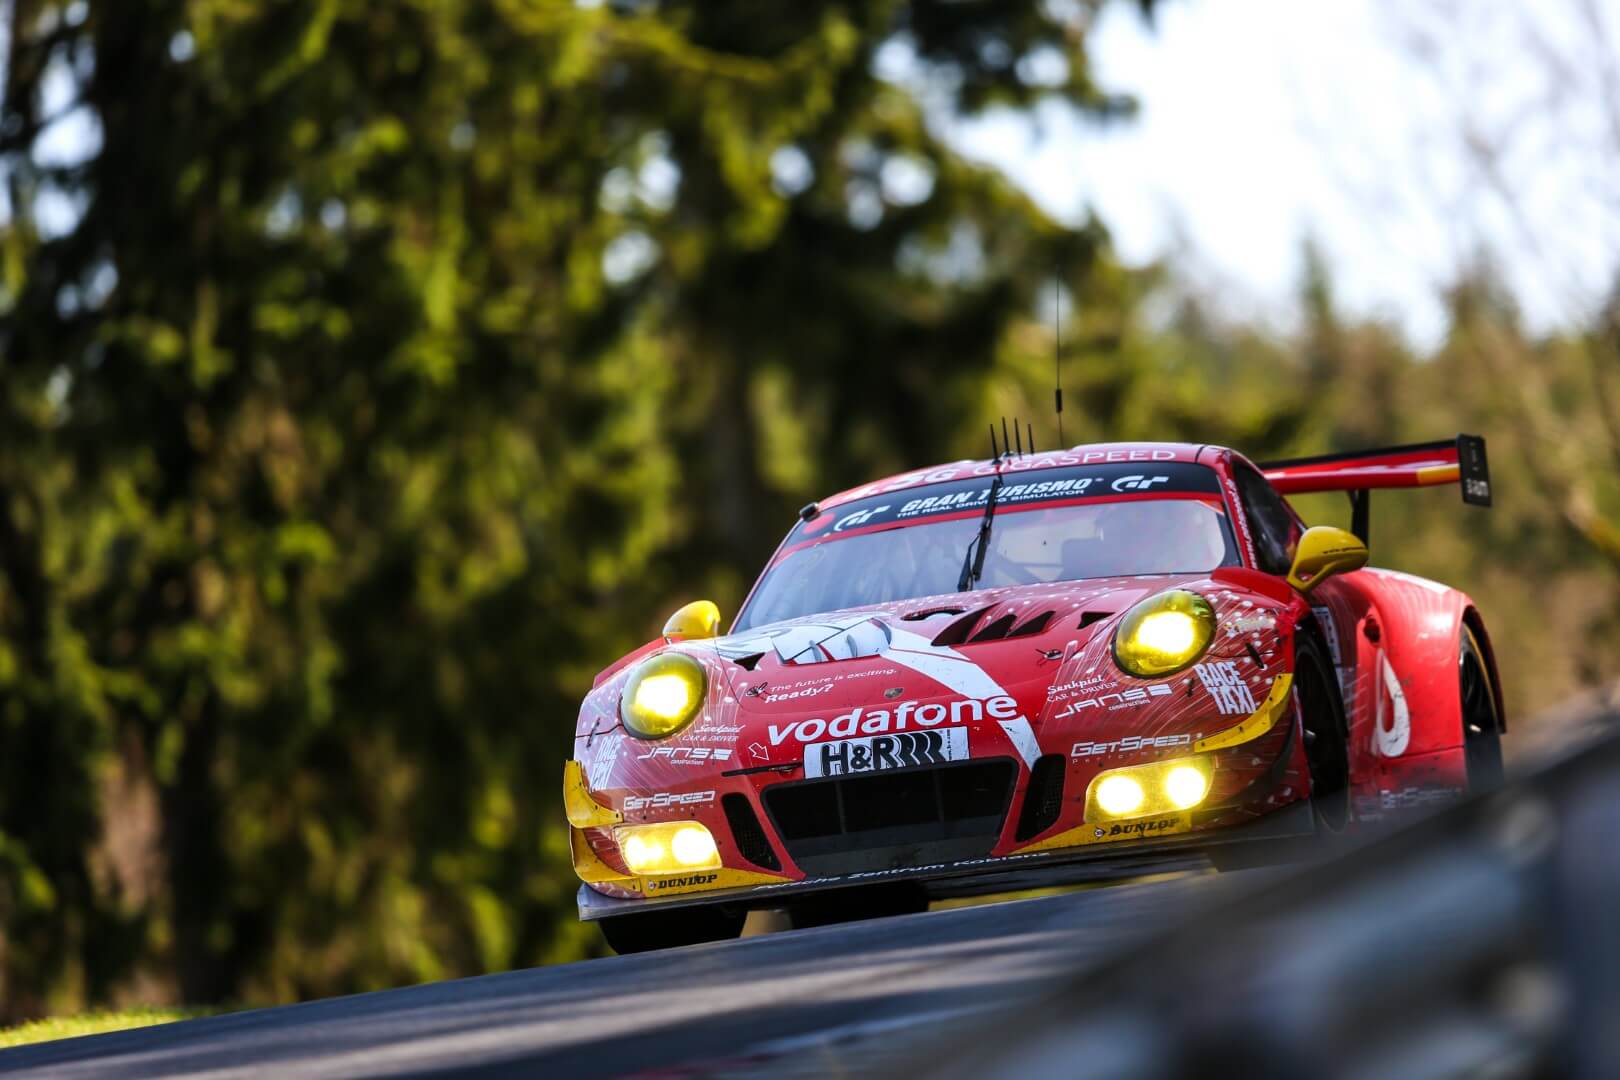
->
[1014,417,1023,456]
[1053,277,1065,447]
[989,423,999,460]
[1001,417,1011,462]
[1027,422,1035,455]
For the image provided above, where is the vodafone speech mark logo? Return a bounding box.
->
[767,695,1022,746]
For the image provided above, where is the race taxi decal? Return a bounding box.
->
[1193,661,1259,715]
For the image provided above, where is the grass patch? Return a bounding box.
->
[0,1008,216,1049]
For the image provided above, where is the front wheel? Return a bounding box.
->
[1294,629,1351,832]
[598,905,745,955]
[1209,629,1348,872]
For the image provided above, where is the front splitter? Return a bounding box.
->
[576,800,1315,921]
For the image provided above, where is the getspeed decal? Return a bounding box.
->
[1071,733,1192,758]
[622,790,715,812]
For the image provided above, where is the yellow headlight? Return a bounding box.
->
[1086,755,1214,820]
[616,822,722,875]
[620,652,707,739]
[1113,590,1215,677]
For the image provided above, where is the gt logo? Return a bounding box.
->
[1110,474,1169,492]
[834,506,889,532]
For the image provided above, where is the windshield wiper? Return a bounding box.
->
[957,472,1005,592]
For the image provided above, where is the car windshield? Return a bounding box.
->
[735,462,1240,630]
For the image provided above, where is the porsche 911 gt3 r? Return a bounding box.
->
[565,436,1505,953]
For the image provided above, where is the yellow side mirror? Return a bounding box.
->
[663,600,721,641]
[1286,526,1369,593]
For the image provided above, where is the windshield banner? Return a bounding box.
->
[798,463,1224,541]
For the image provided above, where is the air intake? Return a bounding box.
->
[763,759,1016,875]
[722,793,781,871]
[1015,754,1067,840]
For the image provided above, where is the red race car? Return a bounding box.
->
[565,436,1504,953]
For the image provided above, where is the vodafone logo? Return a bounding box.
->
[767,695,1021,745]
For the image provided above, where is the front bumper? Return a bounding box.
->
[576,798,1314,921]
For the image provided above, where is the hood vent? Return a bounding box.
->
[1078,611,1113,630]
[932,607,1056,647]
[931,606,996,647]
[902,606,967,621]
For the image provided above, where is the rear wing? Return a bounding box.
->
[1259,435,1490,542]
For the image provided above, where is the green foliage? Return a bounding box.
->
[0,0,1151,1017]
[0,1007,217,1048]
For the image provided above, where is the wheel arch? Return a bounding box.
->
[1461,605,1507,733]
[1292,604,1347,734]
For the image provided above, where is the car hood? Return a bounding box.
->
[575,569,1295,792]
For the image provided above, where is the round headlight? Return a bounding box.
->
[620,652,707,739]
[1113,590,1215,677]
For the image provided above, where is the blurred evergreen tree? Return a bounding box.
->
[0,0,1158,1014]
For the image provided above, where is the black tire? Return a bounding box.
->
[1460,624,1505,793]
[785,884,928,930]
[598,905,745,955]
[1209,629,1349,872]
[1294,629,1351,832]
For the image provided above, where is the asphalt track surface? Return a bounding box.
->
[0,870,1267,1078]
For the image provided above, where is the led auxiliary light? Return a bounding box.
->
[1164,764,1210,810]
[1094,774,1146,816]
[1086,756,1215,821]
[1113,590,1216,677]
[615,821,722,875]
[620,652,707,739]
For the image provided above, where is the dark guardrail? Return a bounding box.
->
[922,714,1620,1079]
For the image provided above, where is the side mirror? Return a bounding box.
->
[663,600,721,641]
[1286,526,1369,593]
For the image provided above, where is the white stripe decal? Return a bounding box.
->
[998,717,1042,768]
[885,628,1008,701]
